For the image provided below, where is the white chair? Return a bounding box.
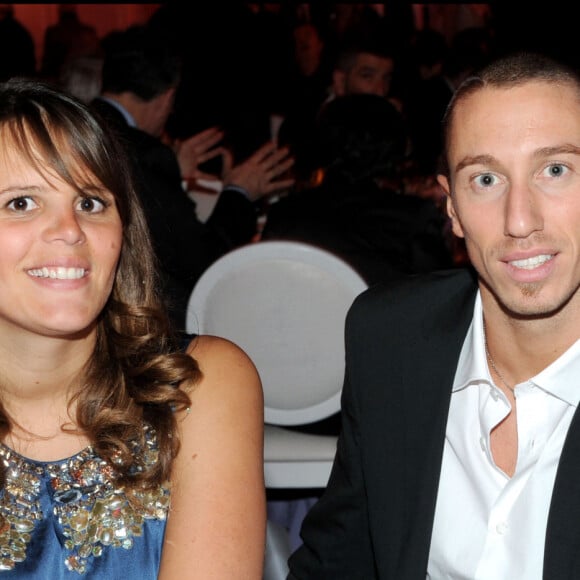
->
[186,240,368,490]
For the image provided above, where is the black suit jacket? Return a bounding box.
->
[288,268,580,579]
[90,97,258,330]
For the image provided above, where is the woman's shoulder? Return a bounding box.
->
[161,334,266,578]
[181,334,262,403]
[184,333,257,368]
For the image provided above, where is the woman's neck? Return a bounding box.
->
[0,330,94,460]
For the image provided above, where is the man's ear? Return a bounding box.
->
[160,86,176,109]
[437,174,465,238]
[332,70,346,96]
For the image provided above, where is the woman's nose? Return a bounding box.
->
[42,208,86,245]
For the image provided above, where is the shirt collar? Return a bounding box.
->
[452,291,580,407]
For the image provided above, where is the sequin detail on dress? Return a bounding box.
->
[0,425,169,574]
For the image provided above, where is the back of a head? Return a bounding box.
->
[411,29,449,72]
[59,3,76,13]
[100,25,181,101]
[59,55,103,103]
[335,32,394,73]
[315,93,407,185]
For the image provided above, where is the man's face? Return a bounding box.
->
[293,23,324,77]
[438,81,580,319]
[333,52,394,98]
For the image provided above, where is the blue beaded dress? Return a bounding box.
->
[0,425,168,578]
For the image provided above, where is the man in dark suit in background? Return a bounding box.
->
[289,51,580,579]
[91,25,294,331]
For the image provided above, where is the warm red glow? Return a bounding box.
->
[11,4,161,71]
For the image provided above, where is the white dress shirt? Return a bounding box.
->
[427,292,580,579]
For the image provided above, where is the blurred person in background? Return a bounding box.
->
[58,54,103,104]
[263,92,453,290]
[92,24,294,332]
[41,4,100,83]
[0,4,36,81]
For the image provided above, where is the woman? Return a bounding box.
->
[0,78,265,578]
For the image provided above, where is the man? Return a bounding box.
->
[91,25,294,331]
[288,51,580,579]
[330,38,395,100]
[279,36,400,188]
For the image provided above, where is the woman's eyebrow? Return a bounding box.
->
[0,184,40,196]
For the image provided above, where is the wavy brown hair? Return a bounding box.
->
[0,77,201,488]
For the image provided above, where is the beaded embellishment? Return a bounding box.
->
[0,425,170,574]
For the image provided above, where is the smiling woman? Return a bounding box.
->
[0,78,265,579]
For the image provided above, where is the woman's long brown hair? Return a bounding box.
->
[0,78,201,488]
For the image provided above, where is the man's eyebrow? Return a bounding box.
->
[532,144,580,158]
[455,145,580,173]
[456,154,496,172]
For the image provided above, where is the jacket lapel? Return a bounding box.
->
[544,404,580,578]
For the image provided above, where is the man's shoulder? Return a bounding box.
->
[90,99,170,157]
[361,267,476,301]
[349,267,478,324]
[345,267,478,353]
[90,97,126,128]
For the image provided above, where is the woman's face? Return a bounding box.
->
[0,136,123,339]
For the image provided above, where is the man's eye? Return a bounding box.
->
[544,163,568,178]
[473,173,497,187]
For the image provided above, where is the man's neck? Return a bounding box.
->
[100,91,142,128]
[480,286,580,385]
[100,89,170,138]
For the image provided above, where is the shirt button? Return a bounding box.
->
[479,437,486,451]
[490,388,499,401]
[495,521,509,535]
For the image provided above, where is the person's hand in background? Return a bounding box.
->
[222,141,295,202]
[174,126,225,187]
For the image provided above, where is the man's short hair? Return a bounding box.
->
[100,25,181,101]
[334,33,395,73]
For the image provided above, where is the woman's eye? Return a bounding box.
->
[77,196,107,213]
[6,196,37,211]
[473,173,498,188]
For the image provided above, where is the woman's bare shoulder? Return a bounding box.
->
[181,333,263,406]
[161,334,266,578]
[185,334,259,377]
